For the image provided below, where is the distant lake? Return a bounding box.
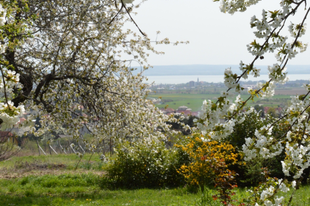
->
[144,74,310,84]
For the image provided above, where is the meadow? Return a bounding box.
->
[0,154,199,206]
[1,152,310,206]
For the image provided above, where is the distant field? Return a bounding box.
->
[150,93,218,111]
[275,87,306,95]
[150,93,298,111]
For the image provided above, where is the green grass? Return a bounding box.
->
[1,153,310,206]
[0,153,105,171]
[1,174,310,205]
[0,174,199,206]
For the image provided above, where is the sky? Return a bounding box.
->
[126,0,310,66]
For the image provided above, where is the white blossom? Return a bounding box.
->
[0,4,6,26]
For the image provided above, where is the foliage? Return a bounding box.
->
[167,114,196,135]
[223,108,286,186]
[193,0,310,204]
[0,0,184,162]
[0,0,34,129]
[0,0,34,160]
[177,134,239,196]
[102,139,188,189]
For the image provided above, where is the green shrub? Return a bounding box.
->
[226,108,287,186]
[102,139,189,189]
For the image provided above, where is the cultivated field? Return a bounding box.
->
[150,93,296,111]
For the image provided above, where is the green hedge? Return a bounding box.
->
[102,139,189,189]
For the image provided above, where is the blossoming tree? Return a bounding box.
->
[0,0,182,158]
[0,1,33,160]
[195,0,310,205]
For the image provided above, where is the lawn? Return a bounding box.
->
[0,174,200,206]
[1,172,310,205]
[1,154,310,206]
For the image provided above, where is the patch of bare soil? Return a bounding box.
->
[0,161,105,179]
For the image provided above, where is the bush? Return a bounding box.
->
[226,108,287,186]
[102,139,188,189]
[176,133,239,193]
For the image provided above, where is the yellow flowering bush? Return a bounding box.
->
[177,134,239,192]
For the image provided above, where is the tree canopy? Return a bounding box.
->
[0,0,178,147]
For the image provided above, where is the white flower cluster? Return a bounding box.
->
[275,43,298,61]
[242,125,283,161]
[279,96,310,179]
[0,101,25,130]
[288,23,307,38]
[0,70,22,94]
[251,10,272,39]
[246,1,307,64]
[257,81,276,99]
[255,179,288,206]
[197,95,244,141]
[288,23,308,52]
[260,195,284,206]
[242,94,310,189]
[0,3,6,26]
[268,64,288,84]
[239,61,261,80]
[286,96,310,130]
[0,5,27,131]
[282,142,310,179]
[224,67,238,90]
[218,0,262,14]
[247,8,288,57]
[0,69,25,130]
[260,186,275,204]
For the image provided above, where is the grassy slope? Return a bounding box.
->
[0,175,199,206]
[1,154,310,205]
[0,154,200,206]
[1,173,310,205]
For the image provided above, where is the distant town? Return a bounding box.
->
[149,79,309,117]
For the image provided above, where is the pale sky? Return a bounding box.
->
[127,0,310,66]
